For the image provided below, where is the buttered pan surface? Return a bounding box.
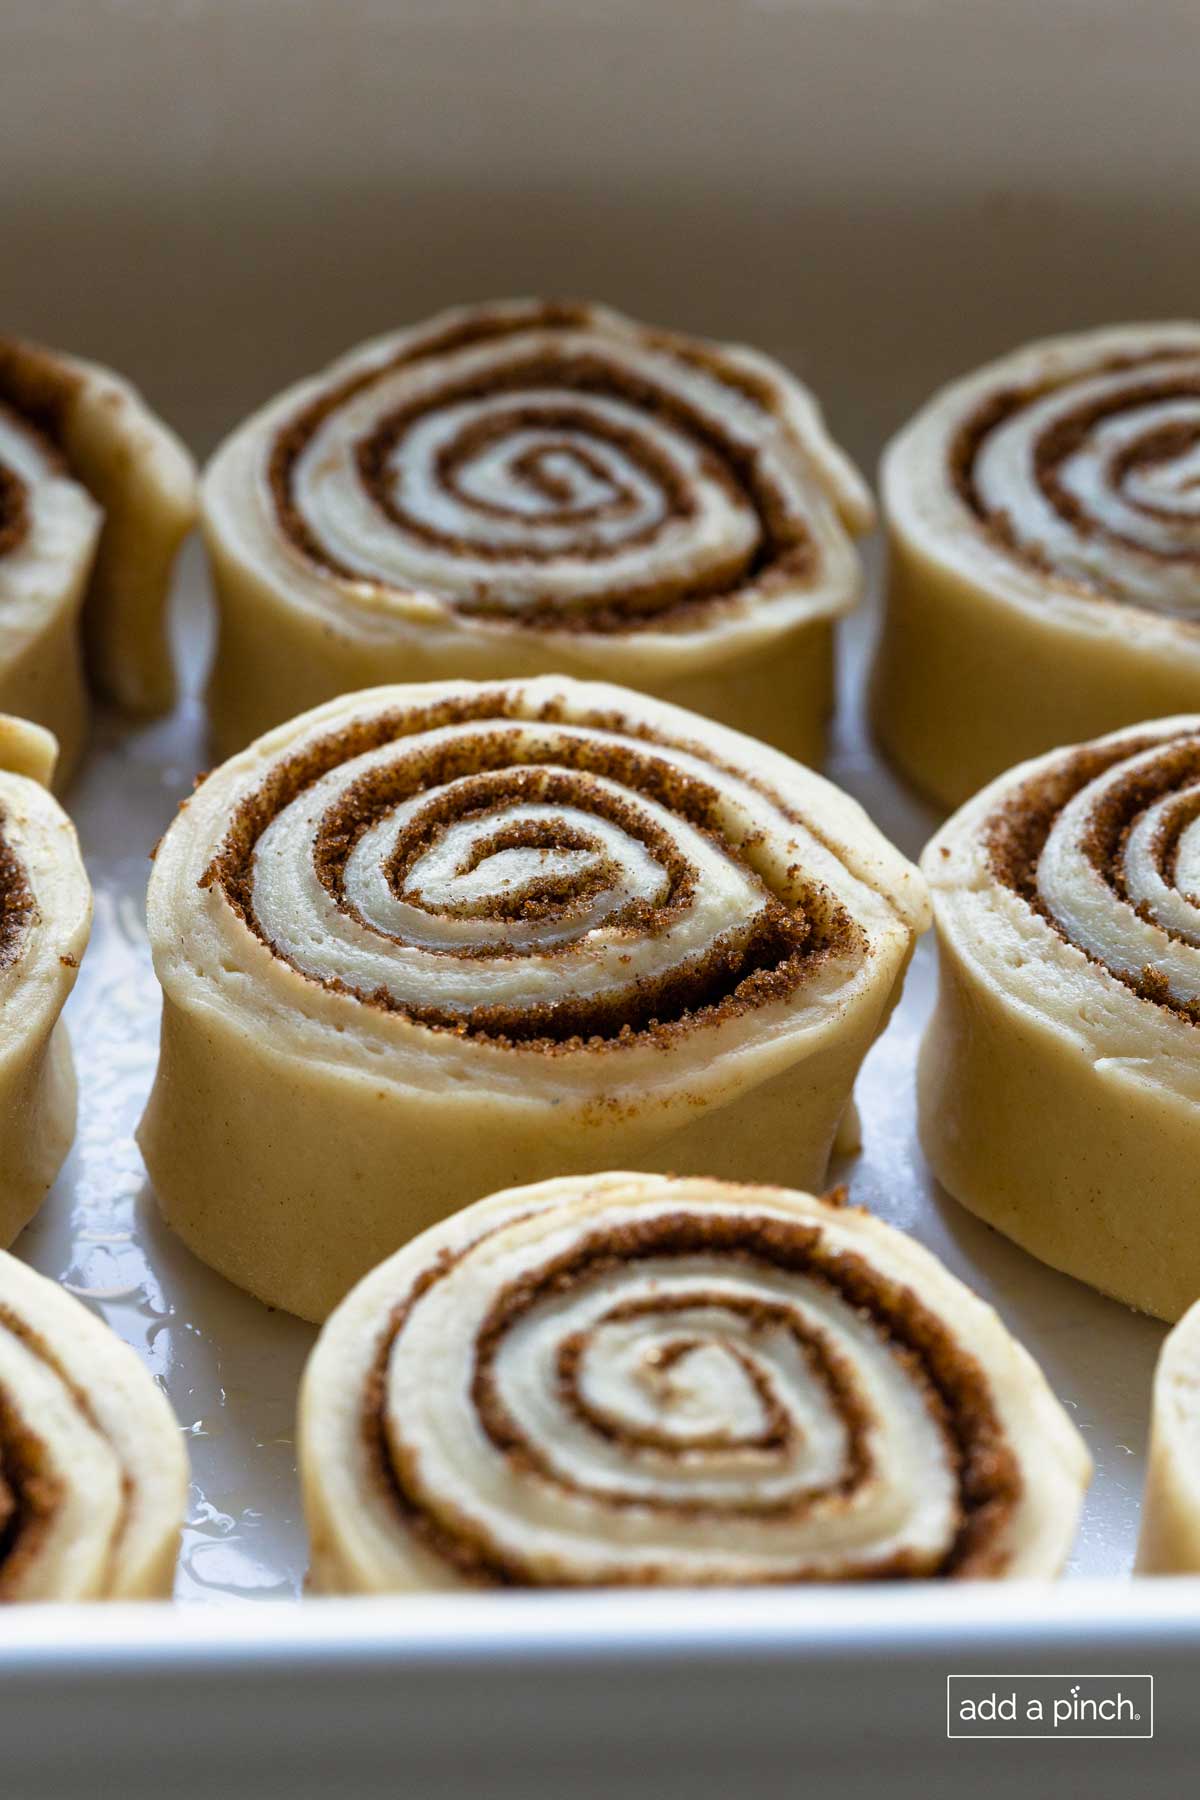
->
[5,0,1197,1597]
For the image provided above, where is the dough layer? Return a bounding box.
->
[300,1171,1090,1591]
[872,324,1200,808]
[0,716,91,1246]
[138,676,928,1321]
[0,1249,188,1602]
[1137,1299,1200,1574]
[921,716,1200,1319]
[0,339,197,784]
[203,299,873,764]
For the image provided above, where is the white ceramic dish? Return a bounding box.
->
[11,552,1165,1608]
[2,557,1191,1798]
[4,2,1200,1789]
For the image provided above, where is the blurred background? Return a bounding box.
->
[6,0,1200,469]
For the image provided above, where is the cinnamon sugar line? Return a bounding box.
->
[360,1209,1020,1586]
[985,730,1200,1022]
[0,820,32,970]
[201,699,860,1049]
[949,346,1200,588]
[0,1300,72,1601]
[0,461,29,561]
[0,341,82,563]
[0,1379,62,1600]
[0,1296,141,1603]
[0,363,74,563]
[266,299,817,633]
[0,343,76,448]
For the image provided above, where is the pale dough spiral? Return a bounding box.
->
[872,324,1200,807]
[0,340,196,782]
[0,715,91,1247]
[921,716,1200,1318]
[202,300,873,762]
[0,1249,187,1602]
[300,1173,1089,1591]
[138,676,927,1321]
[966,346,1200,614]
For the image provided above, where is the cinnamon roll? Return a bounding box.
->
[0,1249,187,1601]
[0,716,91,1248]
[202,300,872,764]
[299,1171,1089,1591]
[872,324,1200,808]
[1136,1299,1200,1574]
[0,338,197,782]
[137,676,928,1322]
[921,716,1200,1319]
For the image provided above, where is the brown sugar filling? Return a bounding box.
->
[0,1390,63,1602]
[0,819,33,969]
[0,344,84,566]
[359,1208,1020,1586]
[950,347,1200,597]
[556,1296,803,1457]
[0,462,30,561]
[0,342,77,449]
[364,392,702,555]
[449,432,640,524]
[202,697,860,1048]
[267,301,817,633]
[0,372,73,563]
[329,765,699,931]
[1108,417,1200,525]
[985,729,1200,1021]
[397,815,625,927]
[0,1301,137,1603]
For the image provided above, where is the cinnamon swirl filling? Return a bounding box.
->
[265,301,835,634]
[0,1310,79,1602]
[0,820,32,971]
[200,693,860,1046]
[951,345,1200,614]
[0,395,68,573]
[0,1259,188,1604]
[986,727,1200,1021]
[309,1180,1038,1588]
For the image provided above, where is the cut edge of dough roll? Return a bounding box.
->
[0,338,198,785]
[1137,1299,1200,1575]
[138,676,929,1321]
[0,1250,188,1602]
[0,717,92,1246]
[299,1171,1091,1593]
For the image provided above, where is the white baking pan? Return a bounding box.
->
[2,1,1198,1790]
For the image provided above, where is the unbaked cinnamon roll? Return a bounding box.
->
[872,324,1200,808]
[300,1171,1089,1591]
[0,1249,187,1601]
[137,677,928,1322]
[202,299,872,764]
[0,338,197,782]
[0,716,91,1247]
[1137,1299,1200,1574]
[922,716,1200,1319]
